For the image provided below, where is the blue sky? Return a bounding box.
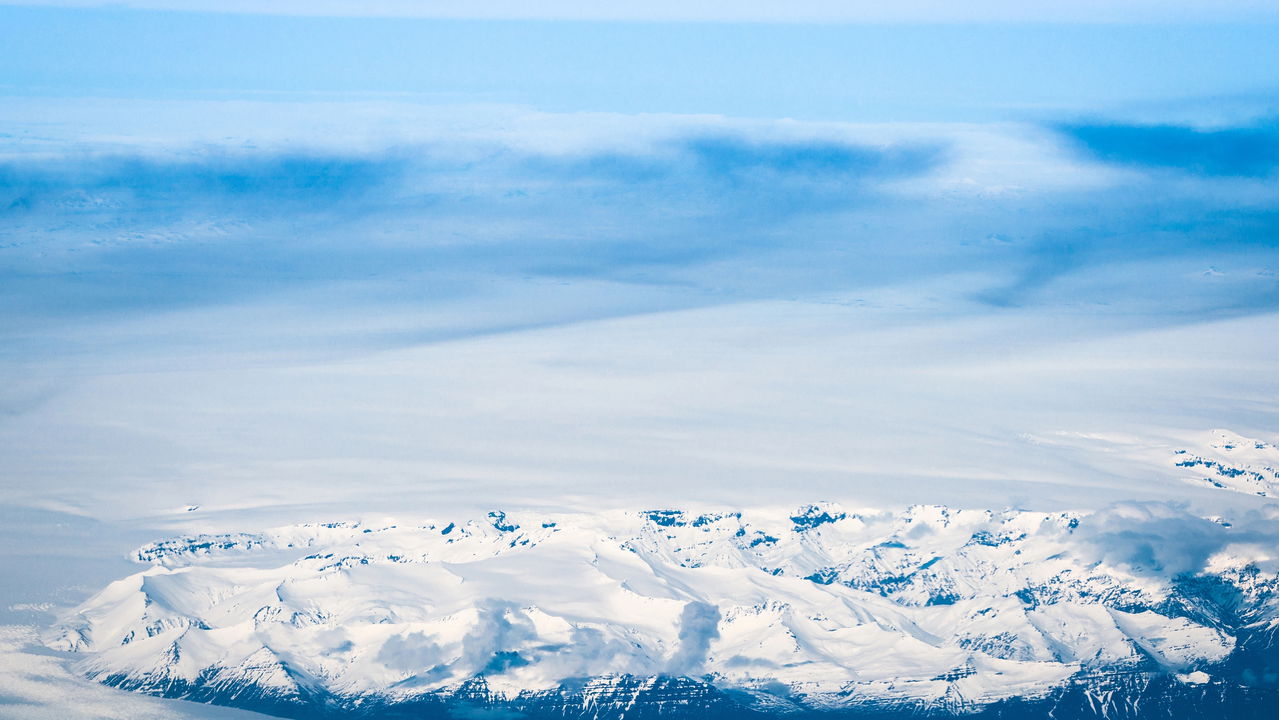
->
[6,0,1279,23]
[2,5,1279,121]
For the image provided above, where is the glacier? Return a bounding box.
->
[49,503,1279,719]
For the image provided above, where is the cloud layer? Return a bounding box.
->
[1060,119,1279,178]
[1,103,1277,531]
[3,111,1277,340]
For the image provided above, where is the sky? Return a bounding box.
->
[5,0,1279,22]
[3,7,1279,122]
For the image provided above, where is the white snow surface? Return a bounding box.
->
[1171,429,1279,498]
[50,503,1273,710]
[0,625,273,720]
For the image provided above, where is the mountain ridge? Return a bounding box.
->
[50,502,1279,718]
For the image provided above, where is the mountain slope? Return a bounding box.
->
[50,503,1279,718]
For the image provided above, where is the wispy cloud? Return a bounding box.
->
[3,107,1279,526]
[962,114,1279,310]
[0,152,407,210]
[0,129,947,325]
[3,109,1279,343]
[666,601,720,677]
[1059,118,1279,177]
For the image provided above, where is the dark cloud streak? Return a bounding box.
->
[1058,118,1279,177]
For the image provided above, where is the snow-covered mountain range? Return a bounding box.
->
[1172,430,1279,498]
[51,503,1279,719]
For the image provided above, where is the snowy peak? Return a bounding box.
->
[51,504,1279,717]
[1173,429,1279,497]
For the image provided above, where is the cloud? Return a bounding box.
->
[459,601,538,677]
[376,632,447,674]
[666,601,720,676]
[961,115,1279,310]
[517,134,945,232]
[1075,503,1231,576]
[677,135,941,182]
[521,134,943,190]
[560,627,630,667]
[0,129,947,326]
[0,133,940,221]
[1074,502,1279,578]
[3,108,1279,375]
[1057,118,1279,177]
[0,151,407,213]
